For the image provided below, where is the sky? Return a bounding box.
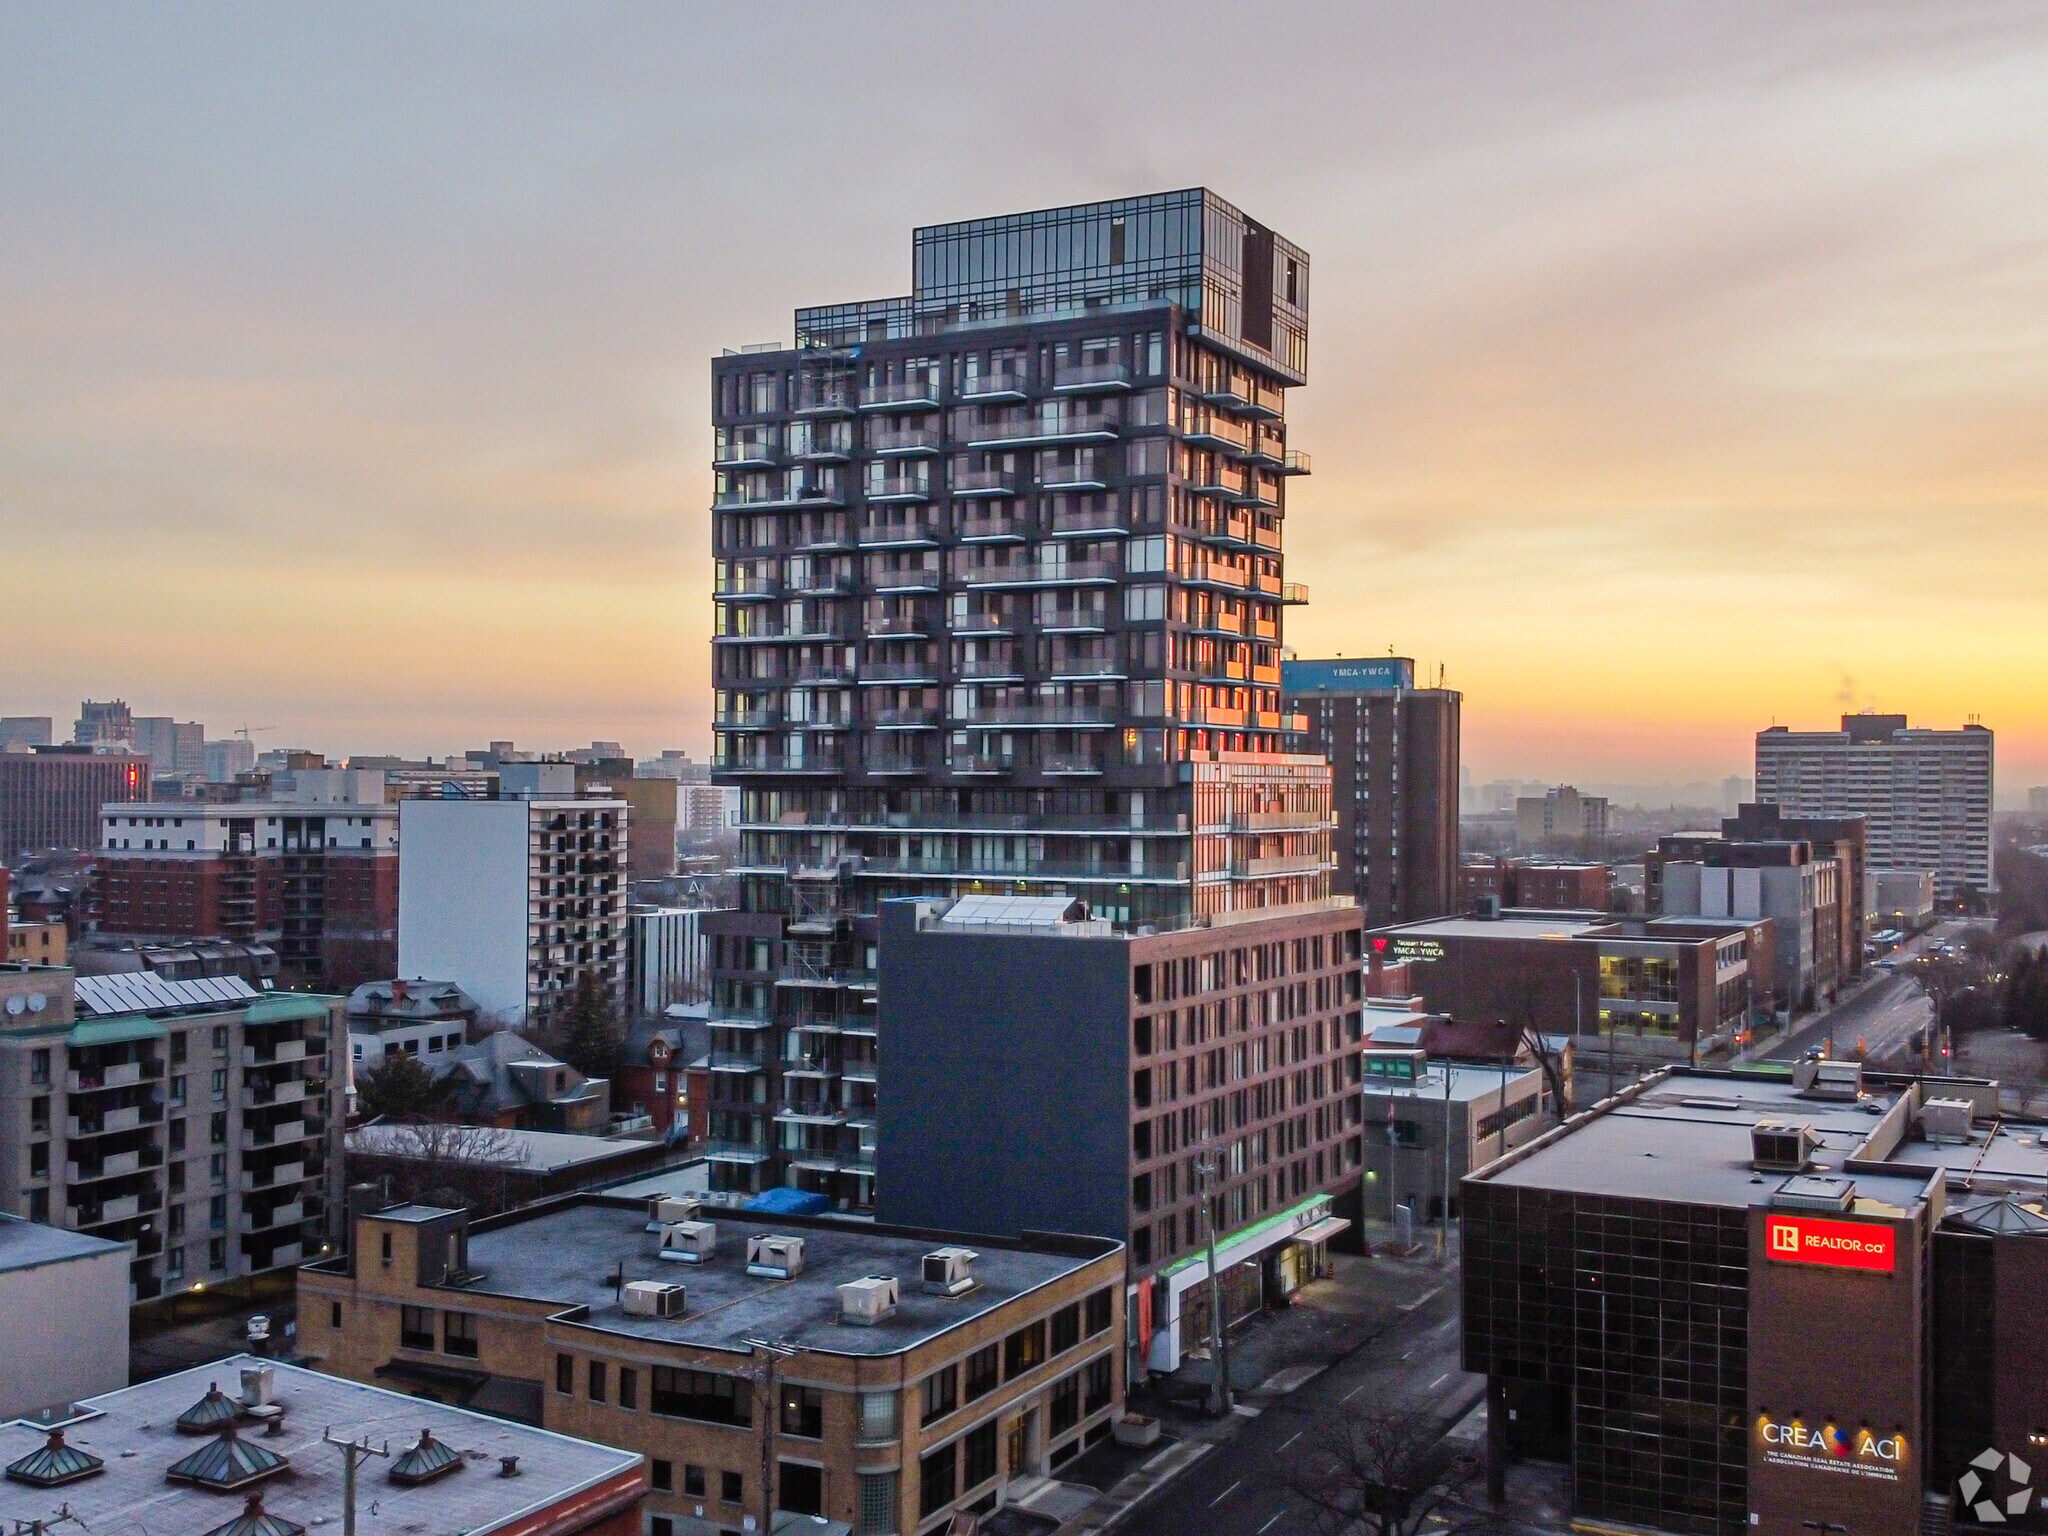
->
[4,3,2046,796]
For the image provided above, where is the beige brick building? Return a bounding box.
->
[299,1194,1125,1536]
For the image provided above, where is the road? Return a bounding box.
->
[1749,921,1974,1067]
[1119,1282,1479,1536]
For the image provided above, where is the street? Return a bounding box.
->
[1119,1282,1480,1536]
[1749,921,1975,1067]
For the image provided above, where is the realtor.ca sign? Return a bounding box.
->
[1765,1214,1896,1273]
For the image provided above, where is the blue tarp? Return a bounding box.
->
[743,1187,830,1216]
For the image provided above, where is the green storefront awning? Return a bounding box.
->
[1155,1191,1334,1283]
[67,1016,170,1048]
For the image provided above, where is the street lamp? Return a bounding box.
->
[1193,1147,1232,1416]
[740,1335,803,1536]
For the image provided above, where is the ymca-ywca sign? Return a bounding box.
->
[1765,1214,1896,1273]
[1756,1415,1908,1483]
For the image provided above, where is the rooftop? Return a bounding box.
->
[0,1213,126,1274]
[0,1358,640,1536]
[415,1195,1117,1359]
[1376,912,1608,942]
[347,1125,651,1175]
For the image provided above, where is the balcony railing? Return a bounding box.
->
[1281,581,1310,605]
[865,474,934,503]
[1230,853,1327,879]
[713,438,780,468]
[1036,605,1109,631]
[865,749,931,776]
[858,515,943,547]
[958,372,1029,401]
[965,412,1120,449]
[1280,448,1311,475]
[862,378,942,410]
[714,573,782,600]
[242,1160,305,1192]
[715,705,784,731]
[954,704,1115,728]
[951,468,1024,498]
[715,752,848,775]
[859,659,942,682]
[957,512,1028,542]
[961,559,1118,588]
[872,707,941,730]
[714,480,847,510]
[244,1040,308,1068]
[1049,504,1128,538]
[870,426,942,455]
[66,1061,147,1093]
[1053,360,1132,393]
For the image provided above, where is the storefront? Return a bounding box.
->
[1143,1193,1351,1373]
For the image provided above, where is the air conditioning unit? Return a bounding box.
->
[1751,1122,1819,1172]
[645,1195,701,1233]
[1919,1097,1973,1145]
[659,1220,717,1264]
[621,1280,687,1318]
[922,1246,979,1297]
[838,1275,900,1326]
[1795,1057,1864,1101]
[746,1234,805,1279]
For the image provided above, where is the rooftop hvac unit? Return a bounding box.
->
[238,1365,276,1408]
[659,1219,717,1264]
[746,1234,806,1279]
[645,1195,701,1233]
[1796,1058,1864,1101]
[621,1280,687,1318]
[1751,1121,1820,1172]
[1919,1097,1974,1145]
[922,1246,979,1297]
[838,1275,901,1326]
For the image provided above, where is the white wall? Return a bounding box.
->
[398,800,533,1023]
[0,1230,129,1417]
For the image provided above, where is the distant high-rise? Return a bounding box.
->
[1516,784,1610,849]
[705,190,1339,1208]
[131,717,205,778]
[72,699,132,749]
[0,718,52,751]
[1283,657,1461,927]
[204,736,257,783]
[1756,715,1992,897]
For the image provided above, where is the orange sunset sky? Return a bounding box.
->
[4,4,2045,800]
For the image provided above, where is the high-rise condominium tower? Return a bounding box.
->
[705,191,1337,1208]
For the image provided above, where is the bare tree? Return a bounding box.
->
[1267,1405,1503,1536]
[354,1120,530,1217]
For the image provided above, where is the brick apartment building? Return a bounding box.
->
[1458,856,1612,913]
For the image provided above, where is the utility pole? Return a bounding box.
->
[1195,1147,1231,1416]
[323,1429,389,1536]
[742,1336,802,1535]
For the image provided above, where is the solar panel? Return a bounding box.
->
[74,972,260,1016]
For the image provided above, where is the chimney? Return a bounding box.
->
[391,978,409,1008]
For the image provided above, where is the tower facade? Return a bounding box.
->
[705,191,1335,1207]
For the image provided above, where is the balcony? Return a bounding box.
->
[67,1061,146,1093]
[713,439,779,469]
[75,1194,143,1227]
[1183,417,1254,457]
[702,1140,774,1165]
[950,608,1018,636]
[706,1051,770,1074]
[872,707,941,731]
[716,752,847,776]
[1036,605,1109,633]
[715,704,784,732]
[794,385,857,417]
[247,1078,308,1108]
[68,1149,143,1183]
[958,373,1029,402]
[1053,360,1132,394]
[792,661,857,685]
[954,704,1115,729]
[774,1103,851,1127]
[957,511,1028,542]
[791,428,853,462]
[951,468,1023,499]
[863,854,1190,884]
[1233,810,1330,832]
[870,426,942,456]
[1279,449,1311,476]
[864,749,930,777]
[714,573,782,601]
[1049,503,1128,538]
[865,474,934,504]
[1044,753,1105,777]
[869,566,942,596]
[858,514,942,548]
[1230,853,1327,879]
[242,1200,305,1234]
[961,558,1118,589]
[242,1160,305,1193]
[956,655,1026,681]
[861,379,941,412]
[1187,560,1252,592]
[243,1118,310,1152]
[68,1105,145,1138]
[865,611,934,640]
[857,659,942,684]
[244,1040,307,1068]
[965,412,1119,450]
[713,480,847,511]
[1281,581,1310,605]
[947,752,1016,776]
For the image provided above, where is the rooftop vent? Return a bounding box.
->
[388,1429,464,1487]
[5,1429,105,1489]
[746,1234,806,1279]
[1919,1097,1974,1145]
[658,1219,717,1264]
[1772,1174,1857,1213]
[838,1275,901,1326]
[645,1195,700,1233]
[1752,1122,1820,1173]
[621,1280,687,1319]
[177,1382,244,1435]
[198,1492,305,1536]
[922,1246,979,1297]
[165,1427,289,1493]
[1796,1058,1864,1101]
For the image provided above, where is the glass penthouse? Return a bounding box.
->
[706,191,1333,1208]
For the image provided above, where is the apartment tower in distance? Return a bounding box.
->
[1282,656,1461,927]
[1756,714,1992,900]
[706,191,1349,1210]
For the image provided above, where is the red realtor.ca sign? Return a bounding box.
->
[1766,1214,1896,1273]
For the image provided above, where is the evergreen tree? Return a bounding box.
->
[355,1050,455,1120]
[558,972,622,1082]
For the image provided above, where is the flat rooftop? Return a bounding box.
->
[443,1196,1116,1359]
[0,1357,640,1536]
[1379,912,1608,942]
[0,1213,125,1273]
[347,1125,655,1174]
[1365,1063,1544,1104]
[1476,1069,2048,1215]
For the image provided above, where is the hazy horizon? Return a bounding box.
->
[6,4,2046,789]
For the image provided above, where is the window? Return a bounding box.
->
[330,1301,342,1330]
[1084,1355,1113,1414]
[1004,1320,1046,1378]
[650,1459,672,1493]
[779,1462,823,1517]
[857,1471,900,1536]
[651,1367,752,1426]
[780,1384,823,1439]
[857,1390,898,1442]
[443,1311,478,1358]
[168,1075,187,1108]
[1050,1373,1080,1436]
[619,1367,637,1410]
[962,1345,998,1403]
[963,1421,998,1489]
[29,1049,49,1086]
[919,1441,957,1518]
[556,1354,574,1394]
[588,1360,607,1402]
[921,1366,957,1425]
[684,1464,706,1497]
[1051,1302,1080,1355]
[721,1470,743,1504]
[210,1067,228,1100]
[208,1236,226,1269]
[165,1247,185,1280]
[399,1305,436,1350]
[1085,1288,1113,1337]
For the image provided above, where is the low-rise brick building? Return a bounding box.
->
[299,1194,1125,1536]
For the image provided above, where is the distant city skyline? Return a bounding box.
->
[6,5,2047,787]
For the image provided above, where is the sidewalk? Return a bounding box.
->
[1032,1242,1461,1534]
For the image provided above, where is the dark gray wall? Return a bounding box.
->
[876,901,1130,1243]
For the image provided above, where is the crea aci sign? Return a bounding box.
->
[1755,1415,1908,1483]
[1764,1214,1896,1273]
